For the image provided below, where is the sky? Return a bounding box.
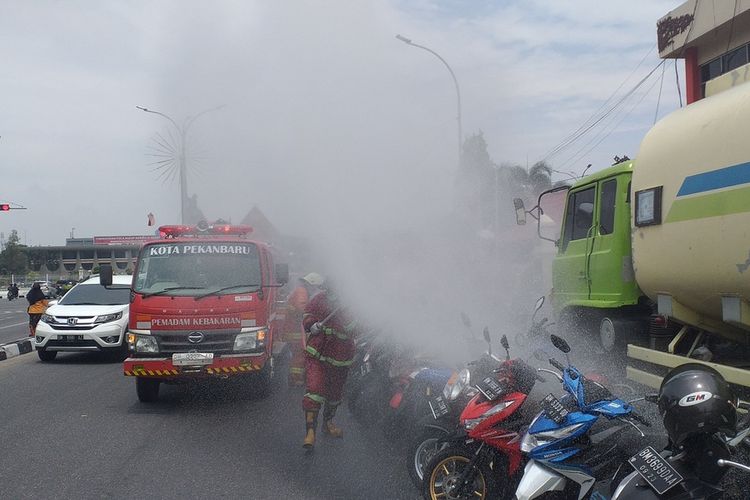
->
[0,0,683,246]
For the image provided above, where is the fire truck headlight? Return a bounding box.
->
[234,328,267,351]
[134,335,159,353]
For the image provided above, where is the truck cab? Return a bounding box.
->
[524,160,649,351]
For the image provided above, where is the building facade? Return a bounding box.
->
[659,0,750,103]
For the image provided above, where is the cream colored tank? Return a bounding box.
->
[632,82,750,339]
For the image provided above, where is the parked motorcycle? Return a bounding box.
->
[515,334,650,500]
[610,363,750,499]
[345,333,451,437]
[406,327,502,486]
[420,339,545,500]
[408,298,549,488]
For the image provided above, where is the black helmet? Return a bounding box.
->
[658,363,736,446]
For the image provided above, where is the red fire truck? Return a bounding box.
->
[105,222,288,402]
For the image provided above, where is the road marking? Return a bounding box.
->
[0,321,27,330]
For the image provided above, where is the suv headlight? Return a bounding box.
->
[234,327,267,351]
[41,314,58,324]
[443,368,471,401]
[94,311,123,324]
[128,333,159,353]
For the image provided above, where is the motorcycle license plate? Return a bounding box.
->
[540,394,569,424]
[475,376,505,401]
[172,352,214,366]
[428,395,450,419]
[628,446,683,495]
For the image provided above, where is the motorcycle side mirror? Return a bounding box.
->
[483,327,491,344]
[500,334,509,351]
[550,334,570,354]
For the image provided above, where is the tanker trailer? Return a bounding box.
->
[627,81,750,388]
[513,81,750,388]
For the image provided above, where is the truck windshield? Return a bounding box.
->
[133,242,262,297]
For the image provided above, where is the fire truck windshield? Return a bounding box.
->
[133,242,262,297]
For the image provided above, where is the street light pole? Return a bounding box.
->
[136,105,224,224]
[396,34,463,166]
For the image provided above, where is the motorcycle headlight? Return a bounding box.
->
[463,399,516,430]
[94,311,123,324]
[234,328,267,351]
[41,314,58,324]
[520,421,585,453]
[132,334,159,353]
[443,368,472,401]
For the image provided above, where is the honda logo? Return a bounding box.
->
[187,331,205,343]
[67,317,78,326]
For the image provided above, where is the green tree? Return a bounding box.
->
[0,230,28,275]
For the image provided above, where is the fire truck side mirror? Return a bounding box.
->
[275,263,289,285]
[99,264,113,287]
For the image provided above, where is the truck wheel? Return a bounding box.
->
[37,349,57,362]
[136,378,160,402]
[600,317,618,352]
[255,359,274,397]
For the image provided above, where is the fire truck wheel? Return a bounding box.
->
[136,378,160,403]
[254,360,274,397]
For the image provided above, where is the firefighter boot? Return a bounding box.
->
[303,410,318,449]
[322,405,343,438]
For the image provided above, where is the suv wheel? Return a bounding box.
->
[37,349,57,362]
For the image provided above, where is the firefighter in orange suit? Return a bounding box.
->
[302,282,356,449]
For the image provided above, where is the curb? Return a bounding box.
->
[0,338,34,361]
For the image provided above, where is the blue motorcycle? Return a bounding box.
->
[515,334,650,500]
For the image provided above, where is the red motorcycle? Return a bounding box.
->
[421,337,544,500]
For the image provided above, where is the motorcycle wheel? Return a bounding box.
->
[407,427,449,487]
[422,446,502,500]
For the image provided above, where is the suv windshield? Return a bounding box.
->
[60,284,131,305]
[133,242,262,296]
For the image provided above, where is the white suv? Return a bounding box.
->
[35,275,131,361]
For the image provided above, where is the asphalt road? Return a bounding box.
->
[0,349,417,500]
[0,296,33,344]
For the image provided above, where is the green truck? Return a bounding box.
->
[515,82,750,388]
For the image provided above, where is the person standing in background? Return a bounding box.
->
[27,282,48,337]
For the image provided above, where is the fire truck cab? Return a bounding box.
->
[117,222,289,402]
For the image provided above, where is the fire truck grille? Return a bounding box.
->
[154,330,236,354]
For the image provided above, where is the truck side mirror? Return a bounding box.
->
[99,264,113,287]
[513,198,527,225]
[274,263,289,285]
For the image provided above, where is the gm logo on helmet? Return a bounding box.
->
[678,391,712,407]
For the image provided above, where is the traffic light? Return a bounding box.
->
[0,204,9,211]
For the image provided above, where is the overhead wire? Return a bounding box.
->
[541,43,657,163]
[654,60,667,124]
[556,61,665,172]
[543,58,666,168]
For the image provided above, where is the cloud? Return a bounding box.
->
[0,0,683,244]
